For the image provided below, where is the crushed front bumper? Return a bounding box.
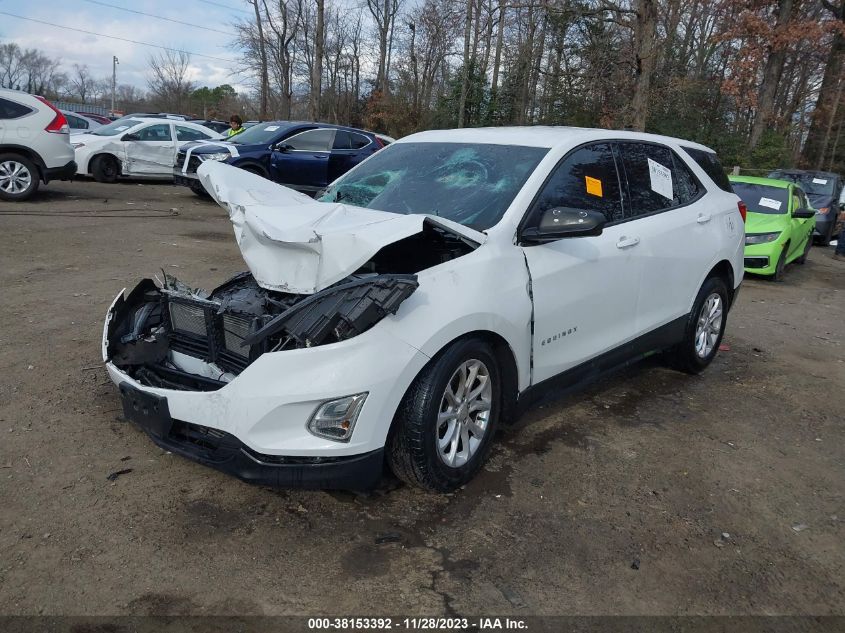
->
[103,288,430,489]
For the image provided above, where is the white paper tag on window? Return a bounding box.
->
[759,197,782,210]
[115,126,129,131]
[647,157,673,199]
[264,125,280,131]
[812,178,828,184]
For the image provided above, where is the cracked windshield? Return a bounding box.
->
[320,142,548,230]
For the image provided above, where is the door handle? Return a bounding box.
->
[616,236,640,249]
[697,213,712,224]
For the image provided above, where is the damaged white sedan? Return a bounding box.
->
[74,118,222,182]
[103,127,745,491]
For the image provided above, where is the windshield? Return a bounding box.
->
[731,182,789,215]
[768,171,835,197]
[319,142,548,230]
[227,122,290,145]
[92,119,144,136]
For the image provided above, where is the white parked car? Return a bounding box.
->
[0,88,76,201]
[102,127,745,491]
[73,117,222,182]
[61,110,102,135]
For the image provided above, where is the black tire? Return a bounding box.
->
[796,234,812,265]
[772,246,787,281]
[666,276,729,375]
[91,154,120,183]
[387,337,502,492]
[189,181,209,197]
[0,153,39,201]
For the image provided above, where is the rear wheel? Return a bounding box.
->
[91,154,120,183]
[667,276,729,375]
[387,337,501,492]
[0,154,39,201]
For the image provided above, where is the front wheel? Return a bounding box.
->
[387,337,501,492]
[666,276,729,375]
[0,154,39,201]
[796,234,812,264]
[772,247,787,281]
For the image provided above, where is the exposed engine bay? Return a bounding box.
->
[106,223,476,391]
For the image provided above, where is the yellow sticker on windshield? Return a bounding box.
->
[586,176,603,197]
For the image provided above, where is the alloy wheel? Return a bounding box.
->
[0,160,32,195]
[436,359,492,468]
[694,293,723,358]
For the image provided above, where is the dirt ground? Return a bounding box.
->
[0,177,843,617]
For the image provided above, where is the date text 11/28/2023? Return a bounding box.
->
[307,617,528,630]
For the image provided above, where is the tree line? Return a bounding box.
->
[238,0,845,171]
[3,0,845,172]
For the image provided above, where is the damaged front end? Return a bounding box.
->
[106,271,420,392]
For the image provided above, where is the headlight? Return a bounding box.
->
[72,143,85,148]
[199,152,230,162]
[307,393,367,442]
[745,232,781,245]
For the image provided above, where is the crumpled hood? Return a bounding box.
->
[197,161,486,294]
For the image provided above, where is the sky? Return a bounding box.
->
[0,0,252,91]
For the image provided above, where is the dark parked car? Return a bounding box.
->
[173,121,386,195]
[767,169,844,245]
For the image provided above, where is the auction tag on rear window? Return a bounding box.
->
[265,125,280,131]
[115,126,129,131]
[759,197,782,210]
[812,178,828,184]
[647,158,674,199]
[585,176,603,197]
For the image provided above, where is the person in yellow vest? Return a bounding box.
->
[227,114,245,138]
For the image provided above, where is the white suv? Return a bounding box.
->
[0,88,75,201]
[102,127,745,492]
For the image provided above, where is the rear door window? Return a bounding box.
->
[286,128,336,151]
[617,142,700,216]
[176,126,212,141]
[0,98,33,119]
[528,142,625,223]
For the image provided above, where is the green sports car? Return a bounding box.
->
[729,175,816,281]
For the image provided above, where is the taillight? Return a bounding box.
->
[737,201,747,223]
[817,206,830,215]
[374,136,385,149]
[35,96,69,134]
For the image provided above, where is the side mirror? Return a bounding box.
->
[274,143,293,153]
[521,208,606,243]
[839,201,844,211]
[792,208,815,219]
[121,132,140,141]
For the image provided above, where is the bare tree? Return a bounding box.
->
[147,50,194,113]
[68,64,96,102]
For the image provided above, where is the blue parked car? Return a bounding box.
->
[173,121,386,196]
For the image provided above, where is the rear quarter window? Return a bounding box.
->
[0,97,33,120]
[681,146,732,192]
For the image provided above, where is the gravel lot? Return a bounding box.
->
[0,178,843,617]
